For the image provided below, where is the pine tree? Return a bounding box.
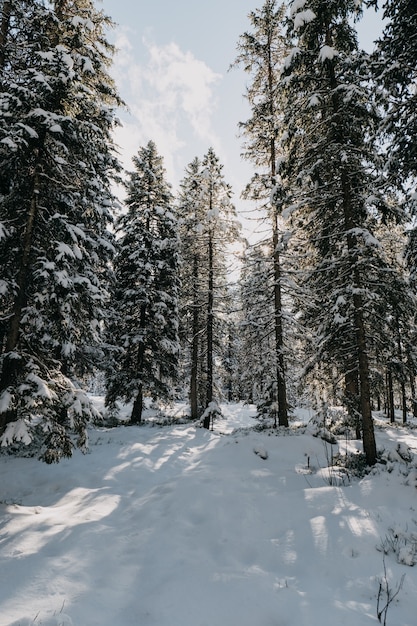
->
[105,141,180,424]
[200,148,240,427]
[177,150,240,426]
[372,0,417,187]
[281,0,410,465]
[239,242,276,411]
[234,0,290,426]
[177,157,206,419]
[0,0,121,461]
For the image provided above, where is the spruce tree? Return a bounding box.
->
[177,157,206,419]
[177,150,240,426]
[282,0,409,464]
[200,148,240,427]
[105,141,180,424]
[234,0,290,426]
[0,0,121,461]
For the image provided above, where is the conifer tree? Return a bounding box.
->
[200,148,240,427]
[105,141,180,424]
[177,150,240,426]
[0,0,121,461]
[239,242,276,411]
[234,0,290,426]
[177,158,206,419]
[282,0,409,464]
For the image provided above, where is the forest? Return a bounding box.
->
[0,0,416,468]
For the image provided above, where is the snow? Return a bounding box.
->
[1,402,417,626]
[290,0,308,15]
[293,9,316,31]
[318,45,338,62]
[0,419,32,447]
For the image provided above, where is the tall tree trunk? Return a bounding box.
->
[353,288,377,465]
[408,355,417,418]
[345,366,361,440]
[342,170,377,465]
[395,321,407,423]
[190,253,199,420]
[204,230,214,429]
[0,172,40,430]
[387,369,395,423]
[130,304,146,424]
[268,34,288,428]
[227,328,233,402]
[272,216,288,427]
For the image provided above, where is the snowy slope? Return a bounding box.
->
[0,403,416,626]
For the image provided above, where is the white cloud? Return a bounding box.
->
[110,30,222,186]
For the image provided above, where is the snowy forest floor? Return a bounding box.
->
[1,401,417,626]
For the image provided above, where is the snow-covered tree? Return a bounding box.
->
[0,0,121,461]
[281,0,411,464]
[105,141,180,424]
[199,148,240,427]
[372,0,417,188]
[177,157,207,419]
[177,150,240,426]
[238,242,276,409]
[234,0,290,426]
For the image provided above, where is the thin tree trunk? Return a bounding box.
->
[387,369,395,423]
[0,172,40,430]
[190,253,199,420]
[408,360,417,418]
[204,230,214,429]
[227,328,233,402]
[345,367,361,440]
[395,321,407,424]
[130,304,146,424]
[267,34,288,428]
[353,289,377,465]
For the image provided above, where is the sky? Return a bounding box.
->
[100,0,384,223]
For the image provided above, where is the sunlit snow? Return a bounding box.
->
[1,401,417,625]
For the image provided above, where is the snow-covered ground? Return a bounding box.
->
[1,402,417,626]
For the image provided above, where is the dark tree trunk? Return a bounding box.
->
[342,169,377,465]
[387,369,395,423]
[204,230,214,430]
[345,367,361,440]
[0,173,40,430]
[409,364,417,418]
[130,304,146,425]
[267,34,288,428]
[131,386,143,425]
[190,254,199,420]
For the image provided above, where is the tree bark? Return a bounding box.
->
[130,304,146,424]
[341,169,377,465]
[190,253,199,420]
[204,229,214,429]
[386,369,395,423]
[268,32,288,428]
[0,172,40,430]
[345,367,361,440]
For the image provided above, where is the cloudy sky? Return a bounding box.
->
[100,0,383,212]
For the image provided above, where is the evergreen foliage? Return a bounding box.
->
[105,141,180,424]
[177,149,240,424]
[234,0,290,426]
[0,0,121,461]
[279,0,413,464]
